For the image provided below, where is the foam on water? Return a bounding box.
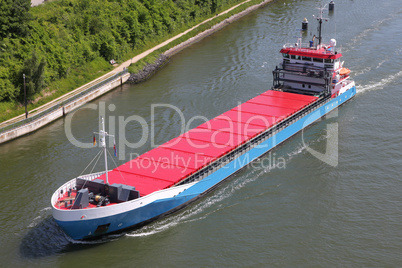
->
[27,207,51,228]
[344,11,399,52]
[356,70,402,94]
[126,166,270,238]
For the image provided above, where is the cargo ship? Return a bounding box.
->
[51,8,356,240]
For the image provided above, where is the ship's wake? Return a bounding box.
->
[126,165,270,238]
[356,70,402,94]
[20,208,122,259]
[344,10,400,53]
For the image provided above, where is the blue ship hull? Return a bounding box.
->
[56,87,356,240]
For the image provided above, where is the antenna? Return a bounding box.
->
[312,5,329,45]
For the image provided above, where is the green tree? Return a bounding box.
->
[0,0,246,112]
[17,51,46,102]
[0,67,17,101]
[0,0,33,40]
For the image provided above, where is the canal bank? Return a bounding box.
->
[0,72,130,144]
[0,0,274,144]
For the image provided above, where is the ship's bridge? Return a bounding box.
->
[280,43,342,71]
[272,41,345,96]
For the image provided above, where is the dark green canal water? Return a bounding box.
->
[1,0,401,266]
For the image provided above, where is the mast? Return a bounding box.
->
[314,5,328,46]
[94,116,114,184]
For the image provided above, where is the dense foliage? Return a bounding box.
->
[0,0,244,105]
[0,0,32,39]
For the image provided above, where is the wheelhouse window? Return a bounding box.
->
[302,56,312,61]
[283,53,290,58]
[324,58,334,63]
[313,58,323,63]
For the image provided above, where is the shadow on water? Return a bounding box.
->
[19,216,123,259]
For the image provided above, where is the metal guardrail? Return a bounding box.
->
[0,69,128,135]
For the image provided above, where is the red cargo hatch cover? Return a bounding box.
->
[95,90,318,196]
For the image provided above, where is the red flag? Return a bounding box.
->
[93,135,96,146]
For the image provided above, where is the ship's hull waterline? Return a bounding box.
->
[52,87,356,240]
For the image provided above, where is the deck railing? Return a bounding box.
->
[282,43,342,54]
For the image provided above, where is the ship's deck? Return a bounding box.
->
[93,90,317,197]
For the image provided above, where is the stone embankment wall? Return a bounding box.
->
[0,73,130,144]
[126,55,169,84]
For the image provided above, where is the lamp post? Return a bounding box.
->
[23,74,28,118]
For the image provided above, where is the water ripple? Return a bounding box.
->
[356,70,402,94]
